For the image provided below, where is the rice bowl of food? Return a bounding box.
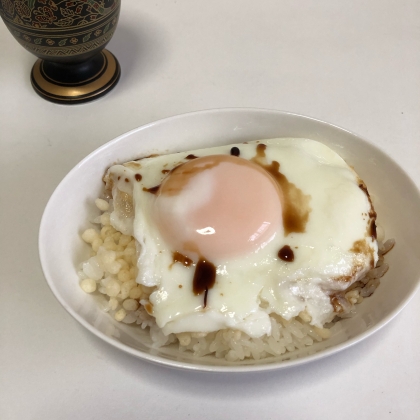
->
[39,108,420,372]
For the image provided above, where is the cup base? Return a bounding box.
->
[30,49,121,105]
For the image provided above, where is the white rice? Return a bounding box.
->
[78,197,394,362]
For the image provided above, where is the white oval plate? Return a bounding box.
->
[39,108,420,372]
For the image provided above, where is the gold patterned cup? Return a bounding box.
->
[0,0,121,104]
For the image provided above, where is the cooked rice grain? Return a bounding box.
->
[78,197,392,361]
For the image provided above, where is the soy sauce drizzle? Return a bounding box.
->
[193,259,216,308]
[230,146,240,156]
[263,160,310,235]
[358,181,377,240]
[143,185,160,194]
[172,251,193,267]
[185,154,198,160]
[255,143,266,158]
[251,144,311,235]
[135,174,142,182]
[278,245,294,262]
[370,219,377,240]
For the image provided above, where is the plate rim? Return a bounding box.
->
[38,107,420,373]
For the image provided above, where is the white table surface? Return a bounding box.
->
[1,1,419,419]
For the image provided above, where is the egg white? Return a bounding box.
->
[105,138,378,337]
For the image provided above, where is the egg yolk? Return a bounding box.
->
[153,155,283,261]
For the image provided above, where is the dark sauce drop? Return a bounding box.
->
[172,251,193,267]
[143,185,160,194]
[278,245,294,262]
[193,259,216,308]
[230,146,240,156]
[125,178,129,182]
[185,154,198,160]
[162,169,170,174]
[135,173,142,182]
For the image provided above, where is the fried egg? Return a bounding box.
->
[104,138,378,338]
